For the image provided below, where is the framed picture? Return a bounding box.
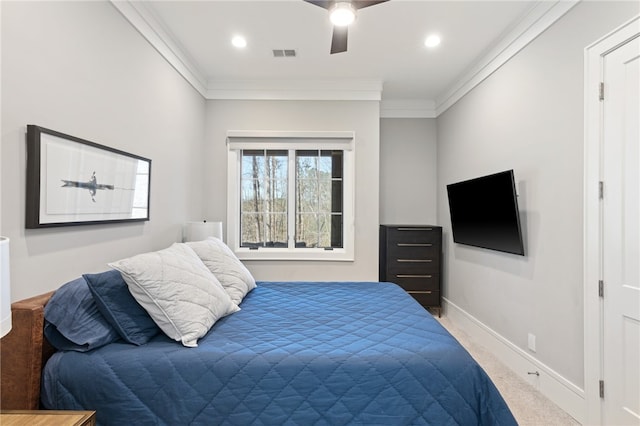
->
[26,125,151,228]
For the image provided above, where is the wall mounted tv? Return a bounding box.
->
[446,170,525,256]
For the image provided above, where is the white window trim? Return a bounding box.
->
[226,130,355,261]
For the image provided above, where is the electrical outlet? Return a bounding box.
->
[528,333,536,352]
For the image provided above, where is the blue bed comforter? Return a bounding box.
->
[42,282,516,425]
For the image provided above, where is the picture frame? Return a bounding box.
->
[26,125,151,228]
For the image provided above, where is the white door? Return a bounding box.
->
[602,34,640,426]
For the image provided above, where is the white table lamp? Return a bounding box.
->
[1,237,11,338]
[183,221,224,243]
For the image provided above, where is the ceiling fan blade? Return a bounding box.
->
[353,0,390,10]
[304,0,390,54]
[302,0,332,10]
[330,26,348,54]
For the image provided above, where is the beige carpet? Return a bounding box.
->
[437,316,581,426]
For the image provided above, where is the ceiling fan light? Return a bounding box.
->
[330,2,356,27]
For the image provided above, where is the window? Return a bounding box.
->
[227,131,354,261]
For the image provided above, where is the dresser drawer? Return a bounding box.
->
[386,243,439,260]
[389,274,440,291]
[387,258,440,274]
[387,227,440,245]
[407,290,440,307]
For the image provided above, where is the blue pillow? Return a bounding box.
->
[83,270,160,345]
[44,277,120,352]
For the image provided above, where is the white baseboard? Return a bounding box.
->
[442,297,586,424]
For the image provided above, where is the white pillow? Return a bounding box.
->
[187,237,256,305]
[109,243,239,347]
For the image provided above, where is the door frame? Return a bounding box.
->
[584,15,640,426]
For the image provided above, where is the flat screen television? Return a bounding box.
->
[446,170,525,256]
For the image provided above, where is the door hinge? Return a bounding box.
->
[599,181,604,199]
[599,82,605,101]
[599,380,605,398]
[599,280,604,298]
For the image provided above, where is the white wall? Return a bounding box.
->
[1,1,206,301]
[205,100,380,282]
[380,118,437,225]
[437,1,639,389]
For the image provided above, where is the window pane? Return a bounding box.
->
[296,151,318,179]
[319,180,332,212]
[264,213,287,247]
[265,180,287,213]
[295,150,343,248]
[240,213,288,247]
[318,152,332,175]
[241,213,262,248]
[318,214,334,248]
[330,213,343,248]
[241,150,265,180]
[324,150,343,179]
[331,180,343,213]
[240,150,288,248]
[241,179,263,212]
[296,178,318,213]
[296,213,319,248]
[266,150,288,180]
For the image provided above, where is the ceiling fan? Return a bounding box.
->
[303,0,390,54]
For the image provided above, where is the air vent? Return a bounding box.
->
[273,49,297,58]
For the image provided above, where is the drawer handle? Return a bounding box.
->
[397,228,433,231]
[397,259,432,263]
[396,243,433,247]
[408,291,433,295]
[396,274,432,278]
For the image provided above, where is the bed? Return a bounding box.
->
[0,241,516,425]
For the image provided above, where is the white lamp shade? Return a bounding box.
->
[183,221,223,243]
[1,237,11,338]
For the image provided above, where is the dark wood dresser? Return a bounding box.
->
[379,225,442,316]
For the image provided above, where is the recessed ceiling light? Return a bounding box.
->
[232,35,247,49]
[424,34,441,48]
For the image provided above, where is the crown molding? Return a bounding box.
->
[380,99,437,118]
[206,79,383,101]
[110,0,208,97]
[112,0,579,114]
[435,0,580,116]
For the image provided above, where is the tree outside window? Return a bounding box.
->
[240,149,343,249]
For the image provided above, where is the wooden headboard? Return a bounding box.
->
[0,292,55,409]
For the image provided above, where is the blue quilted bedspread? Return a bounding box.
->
[42,282,516,425]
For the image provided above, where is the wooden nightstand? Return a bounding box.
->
[0,410,96,426]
